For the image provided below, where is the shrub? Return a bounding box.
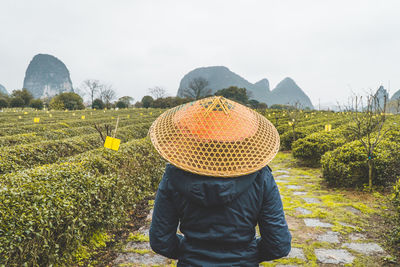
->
[10,97,25,107]
[388,178,400,252]
[0,98,8,109]
[292,127,351,165]
[92,98,105,109]
[116,100,128,109]
[321,140,400,187]
[49,92,85,110]
[29,99,44,110]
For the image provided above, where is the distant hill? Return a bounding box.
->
[374,86,389,107]
[0,84,8,95]
[269,78,314,108]
[391,89,400,101]
[177,66,270,102]
[23,54,73,98]
[177,66,314,109]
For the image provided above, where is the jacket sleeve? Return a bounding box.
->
[149,172,183,259]
[256,168,292,262]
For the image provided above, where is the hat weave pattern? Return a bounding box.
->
[149,96,280,177]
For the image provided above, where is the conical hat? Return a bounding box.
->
[149,96,280,177]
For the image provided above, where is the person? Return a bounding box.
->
[148,96,291,266]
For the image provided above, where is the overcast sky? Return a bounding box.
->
[1,0,399,105]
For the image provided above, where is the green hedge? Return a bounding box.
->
[388,178,400,252]
[321,140,400,187]
[291,124,357,165]
[0,138,165,266]
[0,122,151,174]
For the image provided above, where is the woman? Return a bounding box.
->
[148,96,291,266]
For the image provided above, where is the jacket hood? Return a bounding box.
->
[165,164,259,207]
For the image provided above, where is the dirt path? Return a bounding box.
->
[112,152,391,266]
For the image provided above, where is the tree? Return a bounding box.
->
[0,98,8,109]
[12,89,33,107]
[49,92,85,110]
[30,99,44,110]
[81,79,102,108]
[148,86,167,99]
[118,96,134,107]
[214,86,249,104]
[141,95,154,108]
[92,98,105,109]
[344,91,389,190]
[99,84,116,108]
[182,77,211,99]
[116,100,128,109]
[10,97,25,108]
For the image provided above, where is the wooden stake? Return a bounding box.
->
[113,116,120,138]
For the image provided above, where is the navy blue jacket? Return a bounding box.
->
[149,164,291,266]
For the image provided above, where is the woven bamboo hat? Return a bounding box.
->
[149,96,280,177]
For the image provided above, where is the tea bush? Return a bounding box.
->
[321,140,400,187]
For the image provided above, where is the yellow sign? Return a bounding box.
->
[34,118,40,123]
[325,124,332,132]
[72,113,75,116]
[127,114,130,118]
[104,136,121,151]
[140,113,143,116]
[49,114,52,117]
[18,116,22,119]
[288,121,293,126]
[149,112,152,115]
[81,115,85,120]
[24,112,28,115]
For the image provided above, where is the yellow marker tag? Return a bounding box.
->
[46,111,49,114]
[49,114,52,117]
[140,113,143,116]
[149,112,152,115]
[65,109,68,112]
[18,116,22,119]
[34,118,40,123]
[81,115,85,120]
[93,108,96,110]
[127,115,130,118]
[288,122,293,126]
[104,136,121,151]
[24,112,28,115]
[325,124,332,132]
[111,116,114,119]
[72,113,75,116]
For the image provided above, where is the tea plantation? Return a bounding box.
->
[0,108,399,266]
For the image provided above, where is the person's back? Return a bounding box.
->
[148,96,292,266]
[150,164,291,266]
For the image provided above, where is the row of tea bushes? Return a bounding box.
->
[0,122,152,174]
[279,117,350,150]
[0,138,165,266]
[0,115,156,148]
[388,178,400,253]
[0,112,158,137]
